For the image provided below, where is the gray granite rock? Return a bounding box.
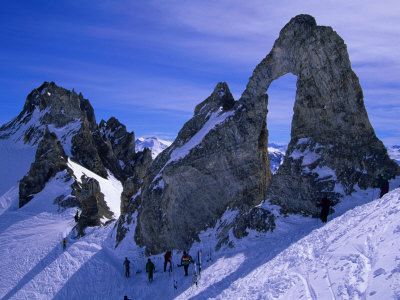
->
[1,82,135,182]
[132,14,399,254]
[239,14,399,215]
[99,117,136,177]
[19,128,71,207]
[115,148,152,245]
[74,175,113,236]
[135,82,271,254]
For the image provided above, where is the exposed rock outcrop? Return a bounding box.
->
[135,82,271,254]
[239,14,399,215]
[132,14,399,254]
[99,117,136,177]
[19,128,71,207]
[75,176,112,236]
[0,82,91,145]
[1,82,136,182]
[120,149,153,215]
[115,148,152,245]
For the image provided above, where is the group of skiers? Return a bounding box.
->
[122,251,197,283]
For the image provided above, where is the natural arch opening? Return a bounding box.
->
[266,73,296,173]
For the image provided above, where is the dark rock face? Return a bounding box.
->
[71,118,109,178]
[135,82,271,254]
[1,82,136,182]
[133,14,399,254]
[115,148,152,245]
[120,149,153,215]
[19,128,71,207]
[99,117,136,177]
[238,14,399,215]
[75,176,113,236]
[0,82,91,145]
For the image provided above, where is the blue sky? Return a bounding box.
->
[1,1,399,145]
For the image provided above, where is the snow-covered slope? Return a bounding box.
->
[1,166,399,299]
[201,187,400,299]
[135,137,172,159]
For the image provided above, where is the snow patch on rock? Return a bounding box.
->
[167,109,234,165]
[67,158,123,217]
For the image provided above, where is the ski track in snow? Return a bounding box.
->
[1,173,400,299]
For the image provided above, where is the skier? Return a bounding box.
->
[180,251,192,276]
[164,250,172,272]
[146,258,155,282]
[74,210,80,222]
[376,174,389,198]
[62,238,67,251]
[316,196,334,223]
[123,257,131,278]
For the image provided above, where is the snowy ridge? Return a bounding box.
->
[48,120,81,157]
[1,171,400,298]
[167,108,234,165]
[0,107,50,145]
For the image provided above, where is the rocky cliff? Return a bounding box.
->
[134,82,273,254]
[1,82,142,230]
[240,14,399,215]
[0,82,137,182]
[19,128,71,207]
[131,14,399,254]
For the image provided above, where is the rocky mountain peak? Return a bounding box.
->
[130,14,399,254]
[194,82,234,115]
[23,81,88,125]
[99,117,136,165]
[0,81,97,146]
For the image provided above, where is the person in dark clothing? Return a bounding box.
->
[181,252,192,276]
[146,258,155,282]
[74,210,80,222]
[62,238,67,251]
[123,257,131,278]
[164,251,172,272]
[376,174,389,198]
[317,196,334,223]
[123,296,131,300]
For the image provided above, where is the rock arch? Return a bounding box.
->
[240,14,398,214]
[132,15,399,254]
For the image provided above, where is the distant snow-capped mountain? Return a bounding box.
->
[135,137,172,159]
[388,145,400,165]
[268,143,287,173]
[136,136,287,173]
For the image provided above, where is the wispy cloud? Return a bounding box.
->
[1,1,399,144]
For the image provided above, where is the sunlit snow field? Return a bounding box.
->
[1,159,399,300]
